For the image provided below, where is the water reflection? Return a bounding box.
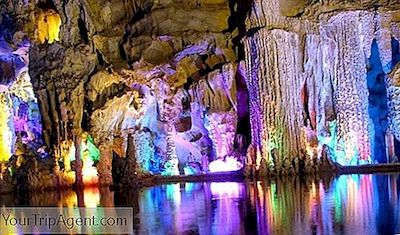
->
[1,174,399,235]
[256,174,400,235]
[129,182,253,234]
[0,187,102,208]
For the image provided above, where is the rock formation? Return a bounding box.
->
[244,0,400,175]
[1,0,400,190]
[0,0,248,190]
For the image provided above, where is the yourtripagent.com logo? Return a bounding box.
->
[0,207,133,234]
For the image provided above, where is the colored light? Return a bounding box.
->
[210,182,241,198]
[84,187,100,208]
[209,157,243,173]
[64,134,100,185]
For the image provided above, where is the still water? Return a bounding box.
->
[1,174,400,235]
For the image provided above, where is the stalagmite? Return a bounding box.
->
[97,143,113,185]
[74,134,83,187]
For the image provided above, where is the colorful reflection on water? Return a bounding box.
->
[255,174,400,235]
[1,174,399,235]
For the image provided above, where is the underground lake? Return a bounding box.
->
[1,173,399,235]
[2,0,400,234]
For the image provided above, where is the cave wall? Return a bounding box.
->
[0,0,249,186]
[0,13,52,192]
[1,0,400,189]
[244,0,400,175]
[0,20,43,159]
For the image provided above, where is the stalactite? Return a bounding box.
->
[163,123,179,176]
[243,48,263,165]
[0,70,42,163]
[320,11,372,165]
[133,129,155,173]
[244,29,306,174]
[194,63,239,160]
[156,79,179,176]
[376,12,394,73]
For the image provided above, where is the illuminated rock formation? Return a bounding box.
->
[0,93,13,162]
[244,29,306,174]
[0,0,245,187]
[1,0,400,190]
[244,0,400,174]
[319,12,373,165]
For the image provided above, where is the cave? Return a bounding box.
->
[1,0,400,234]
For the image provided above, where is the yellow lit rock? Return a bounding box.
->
[36,10,61,44]
[0,94,12,162]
